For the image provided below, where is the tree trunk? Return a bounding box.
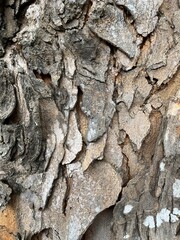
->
[0,0,180,239]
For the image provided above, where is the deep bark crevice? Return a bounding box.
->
[16,0,36,22]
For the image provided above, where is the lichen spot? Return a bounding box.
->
[160,162,165,172]
[173,179,180,198]
[143,216,155,228]
[123,234,130,239]
[123,205,133,214]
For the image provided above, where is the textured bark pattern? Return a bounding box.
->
[0,0,180,239]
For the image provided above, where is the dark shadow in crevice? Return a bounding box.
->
[3,104,20,125]
[33,70,52,85]
[16,0,36,22]
[176,224,180,236]
[145,75,158,85]
[31,228,60,240]
[0,0,5,19]
[82,0,93,27]
[116,4,134,23]
[81,206,115,240]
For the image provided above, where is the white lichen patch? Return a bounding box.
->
[156,208,170,227]
[156,213,163,227]
[123,205,133,214]
[143,216,155,229]
[173,179,180,198]
[173,208,180,216]
[155,207,180,228]
[160,162,165,172]
[95,206,101,213]
[123,235,130,239]
[144,207,180,229]
[26,4,42,25]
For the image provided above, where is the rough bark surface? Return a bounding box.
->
[0,0,180,240]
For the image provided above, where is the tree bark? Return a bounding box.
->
[0,0,180,239]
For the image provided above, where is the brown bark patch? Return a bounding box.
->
[0,205,17,240]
